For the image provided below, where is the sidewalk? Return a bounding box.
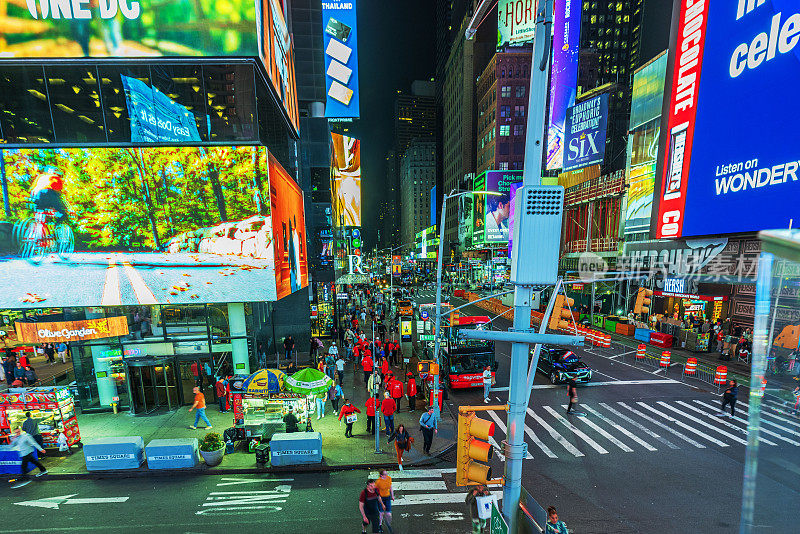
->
[37,361,456,479]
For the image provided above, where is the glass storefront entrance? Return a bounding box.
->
[125,357,180,415]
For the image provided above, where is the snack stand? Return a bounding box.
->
[0,386,81,448]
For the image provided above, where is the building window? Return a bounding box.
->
[515,86,525,98]
[499,162,509,170]
[499,125,510,136]
[500,105,511,118]
[513,124,524,136]
[501,85,511,98]
[514,105,525,117]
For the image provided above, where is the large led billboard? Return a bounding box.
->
[563,93,608,172]
[261,0,300,134]
[268,151,309,299]
[0,0,257,57]
[330,132,361,227]
[471,172,486,248]
[546,0,581,171]
[322,0,360,118]
[0,146,307,308]
[483,170,523,243]
[655,1,800,238]
[498,0,536,47]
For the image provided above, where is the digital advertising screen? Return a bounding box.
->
[546,0,581,171]
[457,192,474,249]
[483,170,523,243]
[121,75,201,144]
[261,0,300,134]
[268,151,309,300]
[322,0,360,118]
[654,0,800,238]
[330,132,362,227]
[0,0,257,58]
[563,93,608,171]
[472,172,486,247]
[508,182,523,255]
[0,146,297,308]
[497,0,536,47]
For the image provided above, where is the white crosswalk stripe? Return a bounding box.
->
[674,400,777,446]
[559,405,634,452]
[581,404,657,451]
[617,402,706,448]
[656,401,748,445]
[526,407,585,457]
[692,400,800,446]
[598,402,679,449]
[636,402,729,447]
[486,410,533,459]
[542,406,610,454]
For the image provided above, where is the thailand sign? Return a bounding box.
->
[563,93,608,171]
[15,316,129,343]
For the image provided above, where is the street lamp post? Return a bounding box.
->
[432,189,500,418]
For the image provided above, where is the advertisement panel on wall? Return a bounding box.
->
[472,172,487,247]
[508,182,523,255]
[15,317,129,344]
[330,133,361,227]
[484,170,523,243]
[624,52,667,237]
[457,191,474,250]
[0,146,295,308]
[322,0,360,118]
[268,151,309,300]
[121,75,202,144]
[261,0,300,134]
[546,0,581,171]
[392,255,402,276]
[654,1,800,238]
[563,93,608,171]
[497,0,536,47]
[0,0,257,58]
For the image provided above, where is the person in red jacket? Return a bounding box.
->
[380,357,389,380]
[365,395,378,435]
[338,399,360,438]
[361,354,373,383]
[406,372,417,412]
[381,391,396,436]
[390,375,404,413]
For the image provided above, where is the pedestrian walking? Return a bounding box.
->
[406,372,417,412]
[389,374,404,413]
[9,428,46,488]
[388,423,411,471]
[361,353,374,383]
[325,352,335,380]
[257,342,267,369]
[381,392,396,436]
[215,377,228,412]
[283,335,294,360]
[365,395,378,434]
[719,379,738,417]
[22,411,44,449]
[315,391,326,420]
[3,356,14,386]
[24,365,38,386]
[482,365,492,403]
[56,342,68,364]
[419,406,438,454]
[336,355,346,385]
[565,379,578,414]
[465,484,491,534]
[44,343,55,364]
[189,386,212,430]
[338,399,360,438]
[13,361,25,384]
[330,381,343,414]
[358,479,386,534]
[367,370,382,398]
[546,506,570,533]
[375,469,395,532]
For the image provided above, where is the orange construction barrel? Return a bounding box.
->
[684,357,697,375]
[660,351,671,367]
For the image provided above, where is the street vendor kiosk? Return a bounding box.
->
[228,374,312,443]
[0,386,81,448]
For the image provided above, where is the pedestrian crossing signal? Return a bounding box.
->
[548,295,574,330]
[457,407,496,486]
[634,288,653,315]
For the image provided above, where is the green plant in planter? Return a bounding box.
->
[200,432,224,452]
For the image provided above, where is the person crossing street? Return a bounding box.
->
[719,379,738,417]
[565,379,578,415]
[338,399,360,438]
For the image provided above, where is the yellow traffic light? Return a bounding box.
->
[548,294,574,330]
[457,408,496,486]
[634,288,653,315]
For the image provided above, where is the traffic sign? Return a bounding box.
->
[421,310,429,321]
[420,334,435,341]
[491,502,508,534]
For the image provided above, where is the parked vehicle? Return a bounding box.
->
[534,346,593,384]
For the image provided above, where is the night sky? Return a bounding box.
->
[350,0,671,249]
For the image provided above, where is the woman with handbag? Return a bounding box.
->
[338,399,361,438]
[387,423,412,471]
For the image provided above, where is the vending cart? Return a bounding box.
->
[0,386,81,448]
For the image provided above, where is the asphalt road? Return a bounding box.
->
[0,468,472,534]
[412,289,800,533]
[0,252,277,308]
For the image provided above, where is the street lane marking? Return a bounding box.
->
[526,407,584,457]
[543,406,609,454]
[530,379,679,390]
[581,405,657,451]
[598,403,679,449]
[617,402,705,448]
[122,261,158,304]
[558,405,634,452]
[393,480,447,491]
[369,468,455,479]
[636,402,728,447]
[15,494,129,510]
[393,493,483,506]
[101,257,121,306]
[216,477,294,486]
[692,400,800,446]
[766,456,800,477]
[591,370,620,380]
[657,401,748,445]
[674,401,777,446]
[760,406,800,429]
[487,409,532,459]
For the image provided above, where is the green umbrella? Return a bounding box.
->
[284,368,333,395]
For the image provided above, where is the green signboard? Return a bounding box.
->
[491,502,508,534]
[420,334,435,341]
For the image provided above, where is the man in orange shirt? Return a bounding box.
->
[189,386,212,430]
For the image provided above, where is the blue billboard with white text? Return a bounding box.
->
[563,93,608,171]
[322,1,360,119]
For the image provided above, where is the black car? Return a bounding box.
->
[533,346,593,384]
